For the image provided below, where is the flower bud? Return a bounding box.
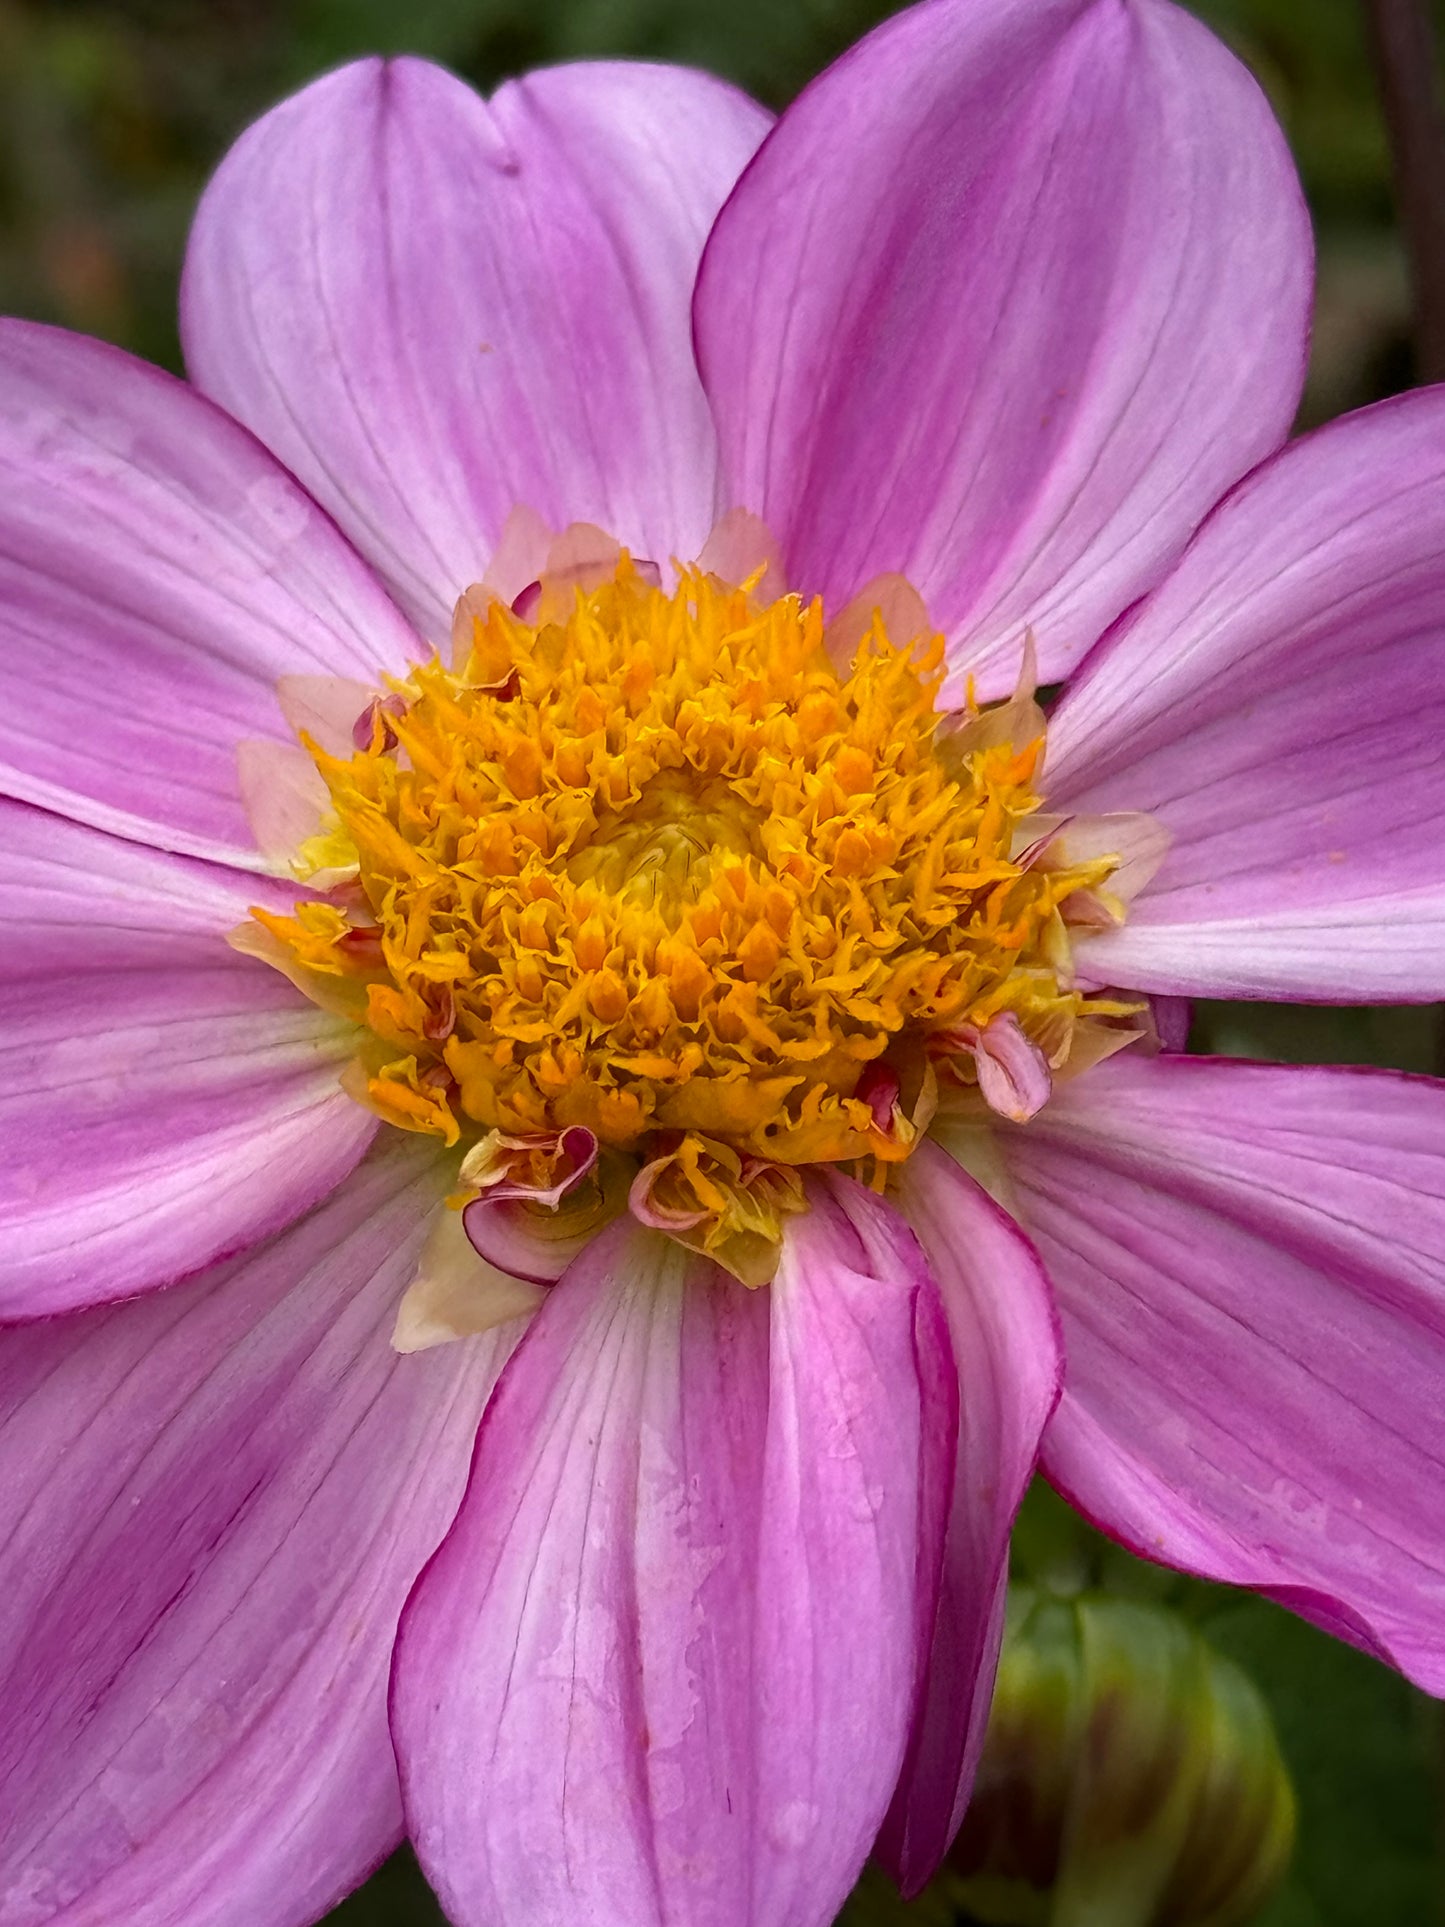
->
[955,1590,1295,1926]
[842,1589,1294,1927]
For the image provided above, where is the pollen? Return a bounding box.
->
[244,549,1129,1281]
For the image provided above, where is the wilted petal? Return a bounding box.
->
[183,59,771,643]
[0,321,420,864]
[1001,1053,1445,1692]
[1047,389,1445,1000]
[392,1185,955,1927]
[0,1140,511,1927]
[393,1204,545,1354]
[455,1135,619,1285]
[695,0,1310,694]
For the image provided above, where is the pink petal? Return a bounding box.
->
[1,799,377,1317]
[459,1194,600,1284]
[864,1145,1062,1893]
[182,59,772,644]
[0,797,297,977]
[694,0,1310,695]
[1149,995,1193,1053]
[2,962,375,1320]
[392,1183,956,1927]
[0,321,420,865]
[1000,1052,1445,1692]
[0,1139,513,1927]
[1046,390,1445,1000]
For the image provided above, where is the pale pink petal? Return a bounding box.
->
[392,1183,956,1927]
[697,508,788,597]
[1149,995,1193,1053]
[824,575,934,669]
[0,1139,514,1927]
[182,59,772,644]
[862,1146,1062,1893]
[964,1012,1053,1123]
[522,524,642,622]
[235,738,335,876]
[1046,390,1445,1000]
[0,321,419,864]
[274,674,378,757]
[392,1205,545,1354]
[1000,1053,1445,1692]
[1042,811,1172,915]
[476,506,555,611]
[694,0,1310,695]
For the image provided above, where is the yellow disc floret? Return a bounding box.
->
[245,552,1128,1278]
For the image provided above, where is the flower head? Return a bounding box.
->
[3,3,1445,1925]
[247,544,1128,1286]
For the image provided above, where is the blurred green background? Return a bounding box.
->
[2,0,1442,1920]
[0,0,1435,422]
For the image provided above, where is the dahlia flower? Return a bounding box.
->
[3,0,1444,1921]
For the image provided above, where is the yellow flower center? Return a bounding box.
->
[245,552,1130,1281]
